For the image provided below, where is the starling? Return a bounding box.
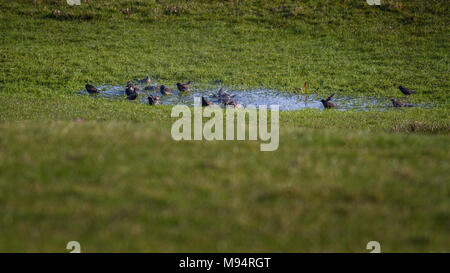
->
[85,84,99,94]
[221,95,238,107]
[136,76,151,85]
[223,100,238,107]
[217,87,225,97]
[399,85,415,95]
[217,87,234,98]
[391,98,412,107]
[148,95,160,105]
[126,89,139,100]
[220,95,233,104]
[160,85,172,95]
[202,96,212,107]
[144,85,160,91]
[126,86,139,100]
[216,88,235,105]
[125,81,135,96]
[176,81,191,92]
[320,93,337,109]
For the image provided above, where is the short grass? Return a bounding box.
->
[0,0,449,252]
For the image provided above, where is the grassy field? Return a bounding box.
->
[0,0,449,252]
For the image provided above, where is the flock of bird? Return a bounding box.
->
[320,85,415,109]
[85,76,416,109]
[85,76,241,107]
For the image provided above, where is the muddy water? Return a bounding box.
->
[79,84,407,111]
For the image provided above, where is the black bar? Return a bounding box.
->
[0,253,446,272]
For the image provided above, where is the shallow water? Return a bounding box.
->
[79,84,412,111]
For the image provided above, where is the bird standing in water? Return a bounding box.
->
[399,85,415,95]
[391,98,412,107]
[215,87,235,103]
[223,99,238,107]
[85,83,99,94]
[202,96,212,107]
[217,87,234,98]
[127,88,139,100]
[144,85,160,91]
[176,81,191,92]
[148,95,160,105]
[125,81,136,96]
[160,85,172,95]
[220,95,238,107]
[320,93,337,109]
[136,76,151,85]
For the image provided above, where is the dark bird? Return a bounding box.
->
[176,81,191,92]
[202,96,212,107]
[399,85,415,95]
[221,94,238,107]
[127,89,139,100]
[217,87,234,98]
[391,98,412,107]
[144,85,160,91]
[220,95,233,104]
[223,100,238,107]
[320,93,337,109]
[125,81,136,96]
[216,88,236,106]
[218,87,226,97]
[148,95,160,105]
[160,85,172,95]
[85,84,99,94]
[136,76,151,85]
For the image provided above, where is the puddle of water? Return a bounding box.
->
[78,84,417,111]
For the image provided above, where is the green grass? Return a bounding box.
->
[1,121,449,252]
[0,0,449,252]
[1,0,449,101]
